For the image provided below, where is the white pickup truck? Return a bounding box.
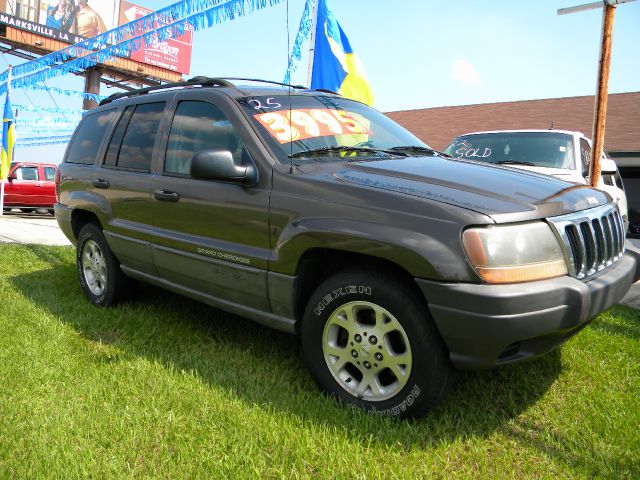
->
[444,130,629,231]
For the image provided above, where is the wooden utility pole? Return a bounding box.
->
[590,3,616,187]
[558,0,636,187]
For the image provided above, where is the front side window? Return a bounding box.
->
[165,101,244,175]
[115,102,165,171]
[237,94,428,164]
[66,109,116,165]
[579,138,591,175]
[13,166,38,181]
[444,132,575,170]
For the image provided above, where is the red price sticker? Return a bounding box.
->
[255,108,370,144]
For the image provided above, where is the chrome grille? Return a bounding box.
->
[548,204,625,280]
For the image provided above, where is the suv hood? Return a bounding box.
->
[506,165,586,183]
[325,156,610,223]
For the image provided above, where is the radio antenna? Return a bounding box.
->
[286,0,295,174]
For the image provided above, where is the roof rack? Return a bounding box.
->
[99,76,316,106]
[99,76,235,106]
[220,77,307,90]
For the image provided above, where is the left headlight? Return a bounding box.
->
[462,222,568,284]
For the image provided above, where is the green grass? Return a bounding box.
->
[0,243,638,479]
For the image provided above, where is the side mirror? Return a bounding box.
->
[7,174,16,182]
[190,149,258,186]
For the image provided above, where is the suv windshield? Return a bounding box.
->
[237,94,429,163]
[444,132,575,170]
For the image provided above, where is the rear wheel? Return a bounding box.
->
[301,268,456,419]
[76,223,129,306]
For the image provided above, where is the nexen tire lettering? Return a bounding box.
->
[313,285,372,316]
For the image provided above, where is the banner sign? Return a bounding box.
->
[119,1,192,74]
[0,12,83,43]
[1,0,121,44]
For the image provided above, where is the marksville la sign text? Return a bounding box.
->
[0,13,84,44]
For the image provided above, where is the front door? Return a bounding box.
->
[5,163,41,207]
[151,96,271,311]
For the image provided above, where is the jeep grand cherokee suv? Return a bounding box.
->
[55,77,640,418]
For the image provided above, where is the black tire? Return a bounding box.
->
[76,223,129,306]
[19,208,34,213]
[301,268,456,419]
[48,209,55,216]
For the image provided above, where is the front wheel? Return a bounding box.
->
[301,268,456,419]
[76,223,129,306]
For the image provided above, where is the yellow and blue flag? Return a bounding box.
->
[310,0,374,106]
[1,93,15,181]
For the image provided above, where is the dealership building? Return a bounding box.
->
[386,92,640,233]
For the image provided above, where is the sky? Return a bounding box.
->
[6,0,640,163]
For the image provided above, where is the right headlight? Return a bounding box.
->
[462,222,568,284]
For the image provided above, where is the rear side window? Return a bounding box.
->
[103,106,135,167]
[65,110,116,165]
[43,167,56,181]
[114,102,165,171]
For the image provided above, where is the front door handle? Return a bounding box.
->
[154,189,180,202]
[93,179,110,189]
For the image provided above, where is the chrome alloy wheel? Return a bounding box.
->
[81,239,107,296]
[322,301,413,402]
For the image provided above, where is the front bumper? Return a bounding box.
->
[417,243,640,370]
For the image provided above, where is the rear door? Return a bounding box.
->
[39,165,57,207]
[150,91,272,311]
[92,100,167,275]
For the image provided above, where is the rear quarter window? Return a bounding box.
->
[65,110,116,165]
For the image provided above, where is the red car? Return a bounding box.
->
[2,162,57,214]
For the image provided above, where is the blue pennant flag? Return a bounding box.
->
[310,0,374,106]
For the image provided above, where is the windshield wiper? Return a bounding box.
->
[389,146,452,157]
[495,160,537,166]
[288,146,406,159]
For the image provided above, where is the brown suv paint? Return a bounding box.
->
[55,78,640,418]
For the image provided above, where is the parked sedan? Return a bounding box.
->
[2,162,57,214]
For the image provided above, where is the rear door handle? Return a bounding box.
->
[93,179,110,189]
[154,189,180,202]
